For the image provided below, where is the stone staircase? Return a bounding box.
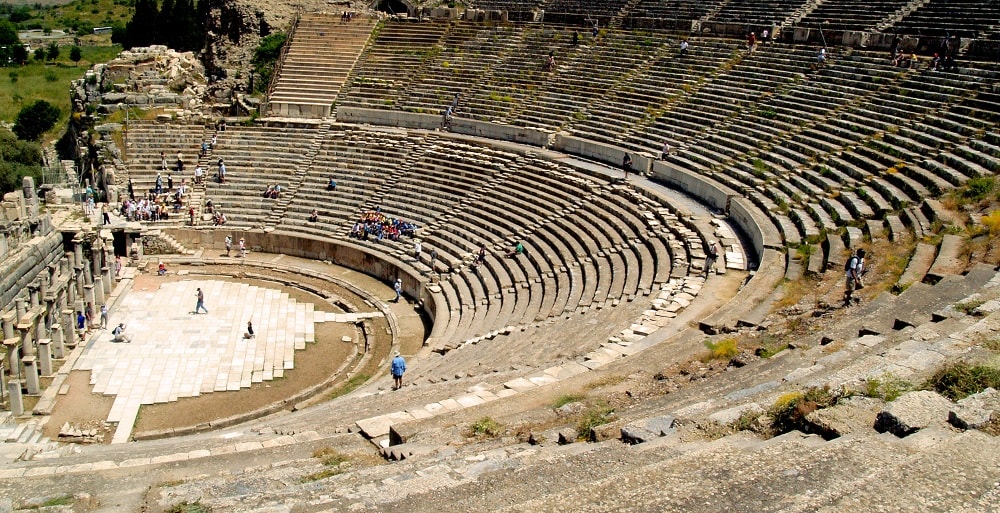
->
[876,0,933,32]
[267,13,375,118]
[264,121,332,227]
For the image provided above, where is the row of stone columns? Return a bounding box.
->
[3,232,113,415]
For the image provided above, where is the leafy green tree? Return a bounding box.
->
[13,100,62,141]
[70,45,83,63]
[12,44,28,64]
[0,19,18,45]
[46,42,60,61]
[0,128,44,195]
[252,32,287,94]
[34,47,46,61]
[124,0,160,48]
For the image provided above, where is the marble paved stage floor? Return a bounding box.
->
[73,279,332,444]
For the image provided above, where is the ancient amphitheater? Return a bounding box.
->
[2,0,1000,511]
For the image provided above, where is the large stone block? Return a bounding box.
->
[875,390,953,437]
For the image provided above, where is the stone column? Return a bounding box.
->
[93,276,105,306]
[75,266,85,298]
[3,338,18,380]
[19,324,35,357]
[84,285,95,316]
[1,312,14,340]
[38,339,52,376]
[8,381,23,416]
[22,356,39,395]
[92,246,102,283]
[74,239,84,270]
[34,318,47,347]
[51,324,65,359]
[60,254,71,277]
[63,309,77,347]
[15,299,26,322]
[102,266,113,295]
[28,284,40,309]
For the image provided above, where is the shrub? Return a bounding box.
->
[312,447,349,467]
[301,448,351,482]
[13,100,61,141]
[468,416,503,438]
[982,210,1000,235]
[704,338,739,361]
[576,403,614,440]
[963,176,996,201]
[924,362,1000,401]
[164,501,211,513]
[859,373,911,401]
[768,387,835,434]
[954,299,986,316]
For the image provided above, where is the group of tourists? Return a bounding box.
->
[349,209,419,242]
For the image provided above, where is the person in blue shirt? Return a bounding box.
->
[391,352,406,391]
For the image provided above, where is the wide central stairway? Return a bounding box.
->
[266,13,375,118]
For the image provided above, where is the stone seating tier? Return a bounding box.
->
[890,0,1000,38]
[796,0,912,32]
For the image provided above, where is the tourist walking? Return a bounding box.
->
[100,304,108,329]
[238,237,247,257]
[194,287,208,314]
[704,240,719,277]
[393,278,402,303]
[844,248,866,305]
[622,153,633,179]
[225,235,232,256]
[391,351,406,390]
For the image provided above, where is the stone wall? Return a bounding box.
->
[165,228,439,331]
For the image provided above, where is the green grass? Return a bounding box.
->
[923,362,1000,401]
[1,45,121,138]
[328,372,370,400]
[11,0,133,34]
[552,393,586,409]
[300,447,351,482]
[41,495,74,507]
[576,402,614,440]
[468,416,503,438]
[858,373,911,401]
[703,338,739,361]
[164,501,212,513]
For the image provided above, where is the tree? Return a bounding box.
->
[70,45,82,63]
[33,47,45,61]
[13,100,61,141]
[12,44,28,65]
[0,128,44,195]
[0,19,18,45]
[124,0,160,49]
[46,42,60,61]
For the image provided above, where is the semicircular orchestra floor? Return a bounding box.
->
[72,273,383,443]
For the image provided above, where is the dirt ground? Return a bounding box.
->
[43,271,402,442]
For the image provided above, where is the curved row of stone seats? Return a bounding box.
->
[630,44,818,160]
[277,130,689,352]
[543,0,629,24]
[707,0,807,25]
[568,39,734,148]
[796,0,911,32]
[279,127,415,235]
[623,0,718,30]
[201,125,316,227]
[460,26,579,122]
[397,23,520,116]
[337,21,450,110]
[890,0,1000,38]
[123,121,207,197]
[510,31,668,131]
